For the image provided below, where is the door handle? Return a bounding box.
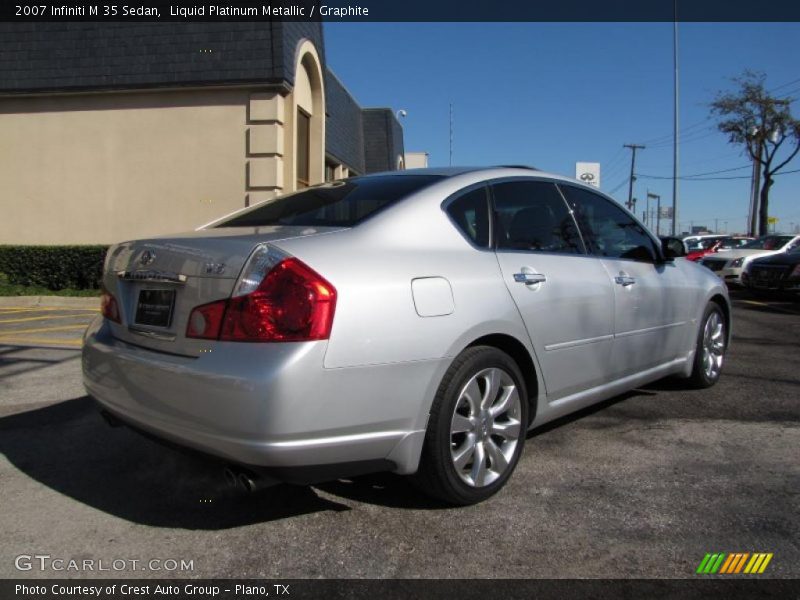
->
[513,272,547,285]
[614,275,636,286]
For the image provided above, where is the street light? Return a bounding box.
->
[647,192,660,235]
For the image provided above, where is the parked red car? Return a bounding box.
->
[686,236,753,262]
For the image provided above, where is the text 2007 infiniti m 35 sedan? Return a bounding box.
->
[83,166,730,505]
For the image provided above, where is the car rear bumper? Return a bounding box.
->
[82,316,445,475]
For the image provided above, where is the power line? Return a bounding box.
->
[676,164,751,177]
[639,173,749,181]
[646,127,718,149]
[638,166,800,181]
[607,177,630,195]
[769,77,800,93]
[624,75,800,159]
[638,118,713,147]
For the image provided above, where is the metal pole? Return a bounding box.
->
[646,191,651,228]
[671,3,679,236]
[657,195,662,237]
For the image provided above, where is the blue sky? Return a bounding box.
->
[325,23,800,235]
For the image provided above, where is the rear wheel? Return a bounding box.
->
[687,302,727,388]
[413,346,528,505]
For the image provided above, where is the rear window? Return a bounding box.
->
[742,235,793,250]
[216,175,442,228]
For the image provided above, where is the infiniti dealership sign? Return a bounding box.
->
[575,162,600,188]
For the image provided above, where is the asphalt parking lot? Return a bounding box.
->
[0,304,97,349]
[0,291,797,579]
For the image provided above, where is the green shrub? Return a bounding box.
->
[0,245,109,290]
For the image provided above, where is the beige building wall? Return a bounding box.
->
[404,152,429,169]
[0,88,256,245]
[0,39,329,246]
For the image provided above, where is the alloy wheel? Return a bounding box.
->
[449,367,522,487]
[702,310,725,380]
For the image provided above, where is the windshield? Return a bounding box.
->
[741,235,793,250]
[215,175,442,228]
[718,238,751,249]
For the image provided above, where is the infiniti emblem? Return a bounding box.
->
[579,172,595,182]
[139,250,156,266]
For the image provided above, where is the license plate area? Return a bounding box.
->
[135,289,176,328]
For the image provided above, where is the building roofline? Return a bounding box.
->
[324,67,364,111]
[0,79,290,98]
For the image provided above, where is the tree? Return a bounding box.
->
[710,71,800,236]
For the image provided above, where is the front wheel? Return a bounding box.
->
[413,346,528,505]
[687,302,727,388]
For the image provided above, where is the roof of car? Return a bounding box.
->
[374,166,540,178]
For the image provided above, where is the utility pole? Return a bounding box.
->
[714,218,719,233]
[748,138,763,237]
[672,2,680,236]
[624,144,645,211]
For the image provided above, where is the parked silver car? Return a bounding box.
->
[83,167,731,505]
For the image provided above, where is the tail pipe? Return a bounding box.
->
[223,466,278,493]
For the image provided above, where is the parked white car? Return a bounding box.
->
[700,235,800,285]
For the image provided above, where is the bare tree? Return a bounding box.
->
[711,71,800,236]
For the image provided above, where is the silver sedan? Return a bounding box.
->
[83,167,730,505]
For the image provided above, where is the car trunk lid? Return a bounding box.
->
[103,226,344,356]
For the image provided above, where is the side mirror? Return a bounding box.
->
[660,236,687,259]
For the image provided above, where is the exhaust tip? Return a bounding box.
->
[100,410,123,428]
[238,473,257,493]
[223,467,238,490]
[223,466,279,493]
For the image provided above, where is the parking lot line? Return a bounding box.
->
[739,299,799,315]
[0,307,98,313]
[0,324,88,336]
[0,313,97,324]
[0,337,83,347]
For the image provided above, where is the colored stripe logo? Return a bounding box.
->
[696,552,773,574]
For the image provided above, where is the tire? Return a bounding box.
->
[687,302,727,389]
[413,346,529,505]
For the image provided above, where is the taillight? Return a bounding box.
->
[186,299,227,339]
[100,290,121,323]
[221,258,336,342]
[186,244,336,343]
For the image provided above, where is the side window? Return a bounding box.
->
[560,185,659,263]
[446,186,491,248]
[492,180,584,254]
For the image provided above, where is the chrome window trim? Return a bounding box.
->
[555,182,664,265]
[486,176,589,256]
[440,182,494,251]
